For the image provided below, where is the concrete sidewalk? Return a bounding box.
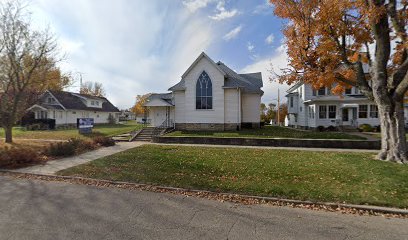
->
[14,142,145,175]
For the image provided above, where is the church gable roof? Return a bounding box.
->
[169,52,263,94]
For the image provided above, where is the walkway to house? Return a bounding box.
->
[14,142,146,175]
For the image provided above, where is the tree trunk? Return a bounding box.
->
[4,125,13,143]
[377,100,408,164]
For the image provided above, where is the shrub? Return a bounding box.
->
[327,125,338,132]
[316,126,325,132]
[26,123,42,131]
[0,147,42,168]
[93,136,116,147]
[359,124,374,132]
[47,138,96,157]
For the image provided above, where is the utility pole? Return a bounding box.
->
[79,72,83,92]
[277,88,280,126]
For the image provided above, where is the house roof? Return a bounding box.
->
[44,90,120,112]
[169,52,263,94]
[144,93,174,107]
[286,82,303,93]
[217,62,263,94]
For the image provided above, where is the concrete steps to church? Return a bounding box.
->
[134,127,155,142]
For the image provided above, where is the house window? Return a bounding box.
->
[300,106,303,112]
[370,105,378,118]
[290,97,294,108]
[309,106,314,119]
[319,105,327,119]
[72,111,76,114]
[312,89,316,96]
[47,97,54,103]
[328,105,337,119]
[345,88,352,95]
[96,101,99,106]
[294,114,298,122]
[196,71,213,110]
[59,111,63,119]
[91,101,95,105]
[318,87,326,96]
[359,105,368,118]
[38,111,47,119]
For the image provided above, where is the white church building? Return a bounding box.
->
[144,52,263,131]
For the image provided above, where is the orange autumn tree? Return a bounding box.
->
[131,93,151,116]
[270,0,408,163]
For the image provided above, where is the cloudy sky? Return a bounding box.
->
[30,0,290,109]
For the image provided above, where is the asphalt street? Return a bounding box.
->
[0,175,406,240]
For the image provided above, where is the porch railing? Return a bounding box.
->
[152,119,174,137]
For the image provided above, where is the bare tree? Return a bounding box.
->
[80,81,106,97]
[0,1,57,143]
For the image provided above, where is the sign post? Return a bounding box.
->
[78,118,94,134]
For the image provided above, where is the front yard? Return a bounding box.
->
[58,145,408,208]
[166,126,365,140]
[0,121,143,141]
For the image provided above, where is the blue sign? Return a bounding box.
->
[78,118,94,134]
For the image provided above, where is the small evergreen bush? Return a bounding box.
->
[359,124,373,132]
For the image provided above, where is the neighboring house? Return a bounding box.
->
[285,82,408,129]
[119,110,136,121]
[144,52,263,130]
[27,90,120,126]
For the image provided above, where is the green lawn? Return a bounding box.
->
[166,126,365,140]
[58,145,408,208]
[0,121,143,140]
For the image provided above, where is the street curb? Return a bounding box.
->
[1,170,408,216]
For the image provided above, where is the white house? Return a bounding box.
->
[27,90,120,126]
[285,82,408,129]
[144,52,263,131]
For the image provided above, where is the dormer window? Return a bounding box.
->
[47,97,55,103]
[96,101,99,106]
[318,87,326,96]
[345,88,352,95]
[91,101,95,105]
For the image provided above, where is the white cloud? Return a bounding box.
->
[59,38,84,55]
[247,41,255,52]
[241,45,290,103]
[31,0,216,109]
[253,0,273,15]
[223,25,242,41]
[209,1,239,21]
[265,34,274,45]
[182,0,213,13]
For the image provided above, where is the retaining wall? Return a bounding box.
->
[152,136,381,150]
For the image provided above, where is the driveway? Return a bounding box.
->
[0,176,406,240]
